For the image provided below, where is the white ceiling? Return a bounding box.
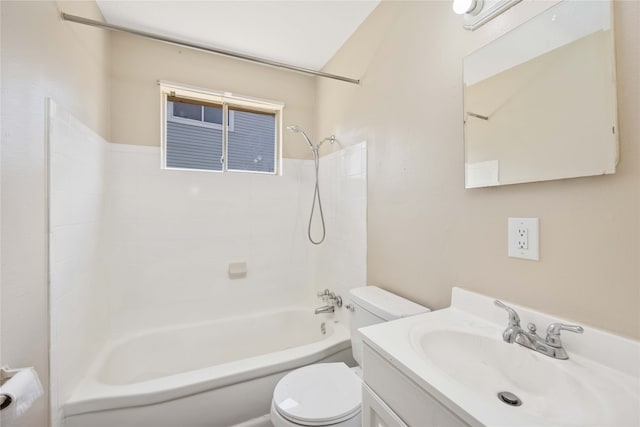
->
[96,1,380,71]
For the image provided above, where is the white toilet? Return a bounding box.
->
[270,286,430,427]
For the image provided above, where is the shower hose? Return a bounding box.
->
[308,147,326,245]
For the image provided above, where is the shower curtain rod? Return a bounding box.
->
[61,13,360,85]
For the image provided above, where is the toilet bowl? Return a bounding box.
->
[270,363,361,427]
[271,286,430,427]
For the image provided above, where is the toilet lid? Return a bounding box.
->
[273,363,361,425]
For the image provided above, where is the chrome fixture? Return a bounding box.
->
[60,13,359,85]
[286,125,313,149]
[315,289,342,315]
[286,126,335,153]
[453,0,522,31]
[286,125,336,245]
[497,391,522,407]
[314,305,335,315]
[495,300,584,360]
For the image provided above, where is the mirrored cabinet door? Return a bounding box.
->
[464,0,618,188]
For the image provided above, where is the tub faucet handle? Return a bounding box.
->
[328,295,343,308]
[314,290,342,314]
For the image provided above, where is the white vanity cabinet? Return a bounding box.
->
[361,342,470,427]
[362,384,408,427]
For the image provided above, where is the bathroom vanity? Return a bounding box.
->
[359,288,640,427]
[362,345,471,427]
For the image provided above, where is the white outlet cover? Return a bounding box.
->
[508,217,539,261]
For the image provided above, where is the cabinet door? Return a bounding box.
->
[363,343,472,427]
[362,384,409,427]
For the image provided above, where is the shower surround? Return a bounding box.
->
[47,100,367,426]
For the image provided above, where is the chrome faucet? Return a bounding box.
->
[314,305,335,314]
[315,289,342,315]
[495,300,584,360]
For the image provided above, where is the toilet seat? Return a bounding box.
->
[272,363,361,426]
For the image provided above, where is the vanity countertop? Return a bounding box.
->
[359,287,640,427]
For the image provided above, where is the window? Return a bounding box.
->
[167,100,235,131]
[160,82,282,174]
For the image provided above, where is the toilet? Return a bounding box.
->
[270,286,430,427]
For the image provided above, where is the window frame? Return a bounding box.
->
[160,81,283,175]
[167,100,236,132]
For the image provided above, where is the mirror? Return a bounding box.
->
[464,0,618,188]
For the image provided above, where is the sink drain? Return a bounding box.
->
[497,391,522,406]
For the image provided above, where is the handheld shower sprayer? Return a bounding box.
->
[286,125,336,245]
[286,125,335,152]
[286,125,314,149]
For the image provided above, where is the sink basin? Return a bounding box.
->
[410,328,634,426]
[360,288,640,427]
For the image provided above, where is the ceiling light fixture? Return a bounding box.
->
[454,0,522,30]
[452,0,483,16]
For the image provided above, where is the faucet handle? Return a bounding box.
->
[317,289,330,298]
[328,295,343,308]
[545,323,583,350]
[494,300,521,326]
[546,323,584,335]
[545,323,584,348]
[323,292,337,302]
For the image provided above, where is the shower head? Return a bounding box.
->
[286,125,314,149]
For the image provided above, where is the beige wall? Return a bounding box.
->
[1,1,110,426]
[110,32,316,160]
[0,4,637,427]
[317,0,639,339]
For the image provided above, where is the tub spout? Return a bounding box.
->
[314,305,335,315]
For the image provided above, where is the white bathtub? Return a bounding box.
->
[63,308,352,427]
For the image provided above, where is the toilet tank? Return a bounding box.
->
[348,286,430,365]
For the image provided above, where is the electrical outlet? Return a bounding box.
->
[516,227,528,249]
[508,218,539,260]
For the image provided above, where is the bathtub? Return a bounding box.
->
[63,308,352,427]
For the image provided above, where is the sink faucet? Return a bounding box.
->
[315,289,343,315]
[495,300,583,360]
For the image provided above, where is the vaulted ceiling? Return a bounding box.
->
[96,1,380,70]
